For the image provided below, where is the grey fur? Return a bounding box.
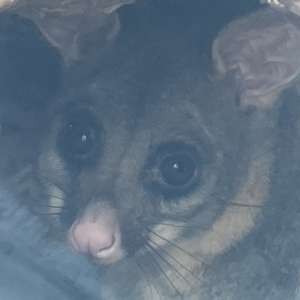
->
[3,2,300,300]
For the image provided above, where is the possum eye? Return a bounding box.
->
[64,121,96,157]
[160,153,196,186]
[58,110,101,165]
[147,142,202,198]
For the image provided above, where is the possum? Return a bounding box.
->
[10,6,300,300]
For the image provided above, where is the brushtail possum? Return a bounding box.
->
[10,6,300,300]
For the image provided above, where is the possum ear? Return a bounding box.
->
[32,11,120,66]
[212,9,300,108]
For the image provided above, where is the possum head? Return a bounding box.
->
[36,8,300,300]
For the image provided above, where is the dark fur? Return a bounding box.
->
[3,2,300,300]
[35,4,290,300]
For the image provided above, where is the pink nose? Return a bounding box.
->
[68,204,124,264]
[70,222,118,259]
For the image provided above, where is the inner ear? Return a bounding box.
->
[31,11,120,66]
[212,8,300,109]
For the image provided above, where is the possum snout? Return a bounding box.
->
[68,203,124,264]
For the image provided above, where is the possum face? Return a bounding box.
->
[41,70,252,239]
[39,69,273,298]
[36,7,300,300]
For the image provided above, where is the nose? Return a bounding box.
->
[68,204,124,264]
[71,222,118,257]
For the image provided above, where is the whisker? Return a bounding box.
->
[146,241,193,288]
[136,249,162,300]
[39,204,64,208]
[142,243,184,300]
[40,194,66,201]
[39,212,62,216]
[143,221,223,254]
[148,238,204,285]
[216,197,262,208]
[148,229,213,270]
[35,171,71,196]
[242,143,273,162]
[141,247,170,300]
[226,202,261,208]
[140,220,208,229]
